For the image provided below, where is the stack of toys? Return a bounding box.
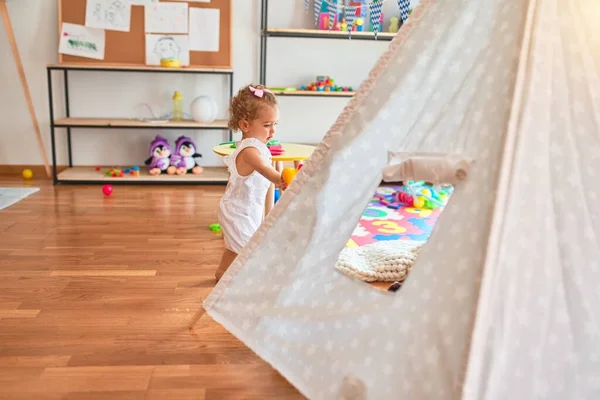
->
[315,0,410,35]
[318,0,368,32]
[267,140,284,156]
[96,166,140,177]
[300,76,353,93]
[219,140,284,156]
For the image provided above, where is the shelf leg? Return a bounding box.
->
[64,70,73,167]
[47,68,58,184]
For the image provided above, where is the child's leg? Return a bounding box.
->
[215,248,238,282]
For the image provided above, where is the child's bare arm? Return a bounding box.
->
[237,147,284,185]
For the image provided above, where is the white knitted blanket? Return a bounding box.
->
[335,240,425,282]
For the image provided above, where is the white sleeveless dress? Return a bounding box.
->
[218,138,272,253]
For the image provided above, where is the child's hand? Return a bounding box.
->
[276,181,288,191]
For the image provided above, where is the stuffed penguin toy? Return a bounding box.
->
[144,135,174,175]
[170,135,203,175]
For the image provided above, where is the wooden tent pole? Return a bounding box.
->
[0,0,51,178]
[188,306,205,329]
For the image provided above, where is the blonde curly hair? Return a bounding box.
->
[227,84,278,132]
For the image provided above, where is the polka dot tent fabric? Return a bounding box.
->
[201,0,600,398]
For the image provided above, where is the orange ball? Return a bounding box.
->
[282,167,297,184]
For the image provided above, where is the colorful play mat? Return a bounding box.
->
[346,185,451,248]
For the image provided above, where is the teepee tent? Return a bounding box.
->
[200,0,600,398]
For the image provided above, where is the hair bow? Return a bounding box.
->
[249,86,272,98]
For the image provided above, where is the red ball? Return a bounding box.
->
[102,184,113,196]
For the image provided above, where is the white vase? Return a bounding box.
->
[190,96,218,123]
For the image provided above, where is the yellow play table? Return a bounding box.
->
[212,142,315,215]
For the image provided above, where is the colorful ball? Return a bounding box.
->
[190,96,218,124]
[414,197,425,208]
[21,169,33,180]
[102,184,113,196]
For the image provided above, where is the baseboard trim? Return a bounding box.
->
[0,165,68,178]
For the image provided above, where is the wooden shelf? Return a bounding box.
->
[47,63,233,74]
[53,118,229,130]
[57,166,229,184]
[270,90,355,98]
[264,28,396,41]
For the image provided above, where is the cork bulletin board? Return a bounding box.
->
[58,0,232,69]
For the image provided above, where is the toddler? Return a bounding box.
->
[215,84,287,282]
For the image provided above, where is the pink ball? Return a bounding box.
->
[102,184,113,196]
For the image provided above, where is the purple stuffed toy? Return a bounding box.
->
[170,135,203,175]
[144,135,174,175]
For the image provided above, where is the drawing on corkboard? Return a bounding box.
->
[85,0,132,32]
[145,2,188,34]
[59,22,106,60]
[58,0,232,68]
[146,34,190,66]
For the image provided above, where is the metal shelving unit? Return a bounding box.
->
[46,63,234,185]
[259,0,396,94]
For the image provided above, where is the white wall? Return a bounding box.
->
[0,0,407,167]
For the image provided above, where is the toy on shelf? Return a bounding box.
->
[172,91,183,121]
[318,0,341,30]
[267,87,297,93]
[190,95,218,123]
[347,0,367,31]
[170,136,203,175]
[389,16,400,33]
[318,0,374,32]
[124,166,141,176]
[101,165,141,178]
[300,76,353,93]
[145,135,174,175]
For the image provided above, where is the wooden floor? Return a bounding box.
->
[0,177,308,399]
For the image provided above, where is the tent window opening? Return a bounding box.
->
[334,179,454,292]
